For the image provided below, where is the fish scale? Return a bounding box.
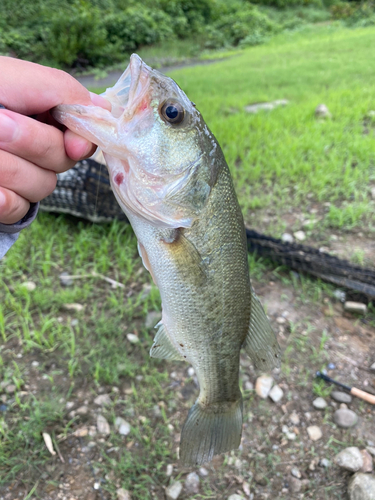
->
[53,53,280,466]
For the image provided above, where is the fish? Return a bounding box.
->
[53,54,281,466]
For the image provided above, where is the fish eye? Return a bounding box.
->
[160,101,185,124]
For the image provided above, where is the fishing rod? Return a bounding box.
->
[316,371,375,405]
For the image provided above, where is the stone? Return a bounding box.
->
[289,477,302,493]
[333,290,346,302]
[269,384,284,403]
[63,303,84,312]
[59,272,73,287]
[97,414,110,435]
[334,408,358,428]
[165,481,182,500]
[360,450,373,473]
[199,467,209,476]
[315,104,332,119]
[289,412,300,425]
[31,360,39,367]
[313,397,327,410]
[255,375,274,399]
[117,488,131,500]
[367,447,375,457]
[291,467,301,479]
[20,281,36,291]
[114,417,131,436]
[166,464,173,477]
[5,384,16,394]
[294,230,306,241]
[334,447,363,472]
[187,367,195,377]
[320,458,330,468]
[307,425,322,441]
[185,472,200,494]
[127,333,139,344]
[344,301,368,315]
[281,233,294,244]
[228,495,245,500]
[145,311,162,329]
[76,405,89,415]
[244,99,289,114]
[245,381,254,391]
[348,473,375,500]
[94,394,111,406]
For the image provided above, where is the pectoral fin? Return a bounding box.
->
[150,322,184,361]
[243,287,281,370]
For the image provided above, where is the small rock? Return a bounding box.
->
[294,230,306,242]
[340,403,348,409]
[276,316,286,324]
[63,303,84,312]
[20,281,36,291]
[59,272,73,287]
[94,394,111,406]
[289,412,300,425]
[187,367,195,377]
[145,311,162,329]
[344,301,368,315]
[244,381,254,391]
[165,481,182,500]
[371,187,375,200]
[348,473,375,500]
[281,233,294,244]
[76,405,89,415]
[315,104,332,119]
[360,450,373,473]
[291,467,301,479]
[333,290,346,302]
[117,488,131,500]
[255,375,274,399]
[289,477,302,493]
[255,473,267,486]
[66,401,75,410]
[74,427,89,437]
[115,417,131,436]
[307,425,322,441]
[199,467,209,476]
[185,472,200,494]
[228,495,245,500]
[97,414,110,435]
[5,384,16,394]
[320,458,331,468]
[286,431,297,441]
[166,464,173,477]
[313,397,327,410]
[31,361,39,367]
[334,408,358,428]
[335,447,363,472]
[269,384,284,403]
[127,333,139,344]
[367,447,375,457]
[327,362,336,369]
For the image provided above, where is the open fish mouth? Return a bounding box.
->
[52,54,152,154]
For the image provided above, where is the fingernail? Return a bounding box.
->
[90,92,111,111]
[0,113,18,142]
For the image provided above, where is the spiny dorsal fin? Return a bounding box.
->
[243,287,281,370]
[150,322,184,361]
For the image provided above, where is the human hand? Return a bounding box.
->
[0,57,110,224]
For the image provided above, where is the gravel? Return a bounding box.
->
[334,408,358,428]
[307,425,322,441]
[255,375,274,399]
[334,447,363,472]
[331,391,352,403]
[313,397,327,409]
[269,384,284,403]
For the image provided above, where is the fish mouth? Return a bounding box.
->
[52,54,152,155]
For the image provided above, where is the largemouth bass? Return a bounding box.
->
[53,55,280,466]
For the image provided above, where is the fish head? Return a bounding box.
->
[53,54,221,228]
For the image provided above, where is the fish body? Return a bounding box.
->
[53,55,280,465]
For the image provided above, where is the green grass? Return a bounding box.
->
[1,23,375,499]
[164,24,375,233]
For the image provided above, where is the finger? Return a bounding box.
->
[64,129,97,161]
[0,109,91,172]
[0,186,30,225]
[0,149,57,202]
[0,57,112,116]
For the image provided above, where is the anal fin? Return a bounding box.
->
[243,287,281,370]
[150,322,184,361]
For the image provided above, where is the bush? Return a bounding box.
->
[213,6,280,46]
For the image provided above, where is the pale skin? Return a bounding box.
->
[0,57,110,224]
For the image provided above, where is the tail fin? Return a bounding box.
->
[180,398,243,466]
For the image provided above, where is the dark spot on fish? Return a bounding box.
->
[179,343,184,347]
[114,173,124,186]
[152,344,160,348]
[184,356,186,358]
[191,101,196,107]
